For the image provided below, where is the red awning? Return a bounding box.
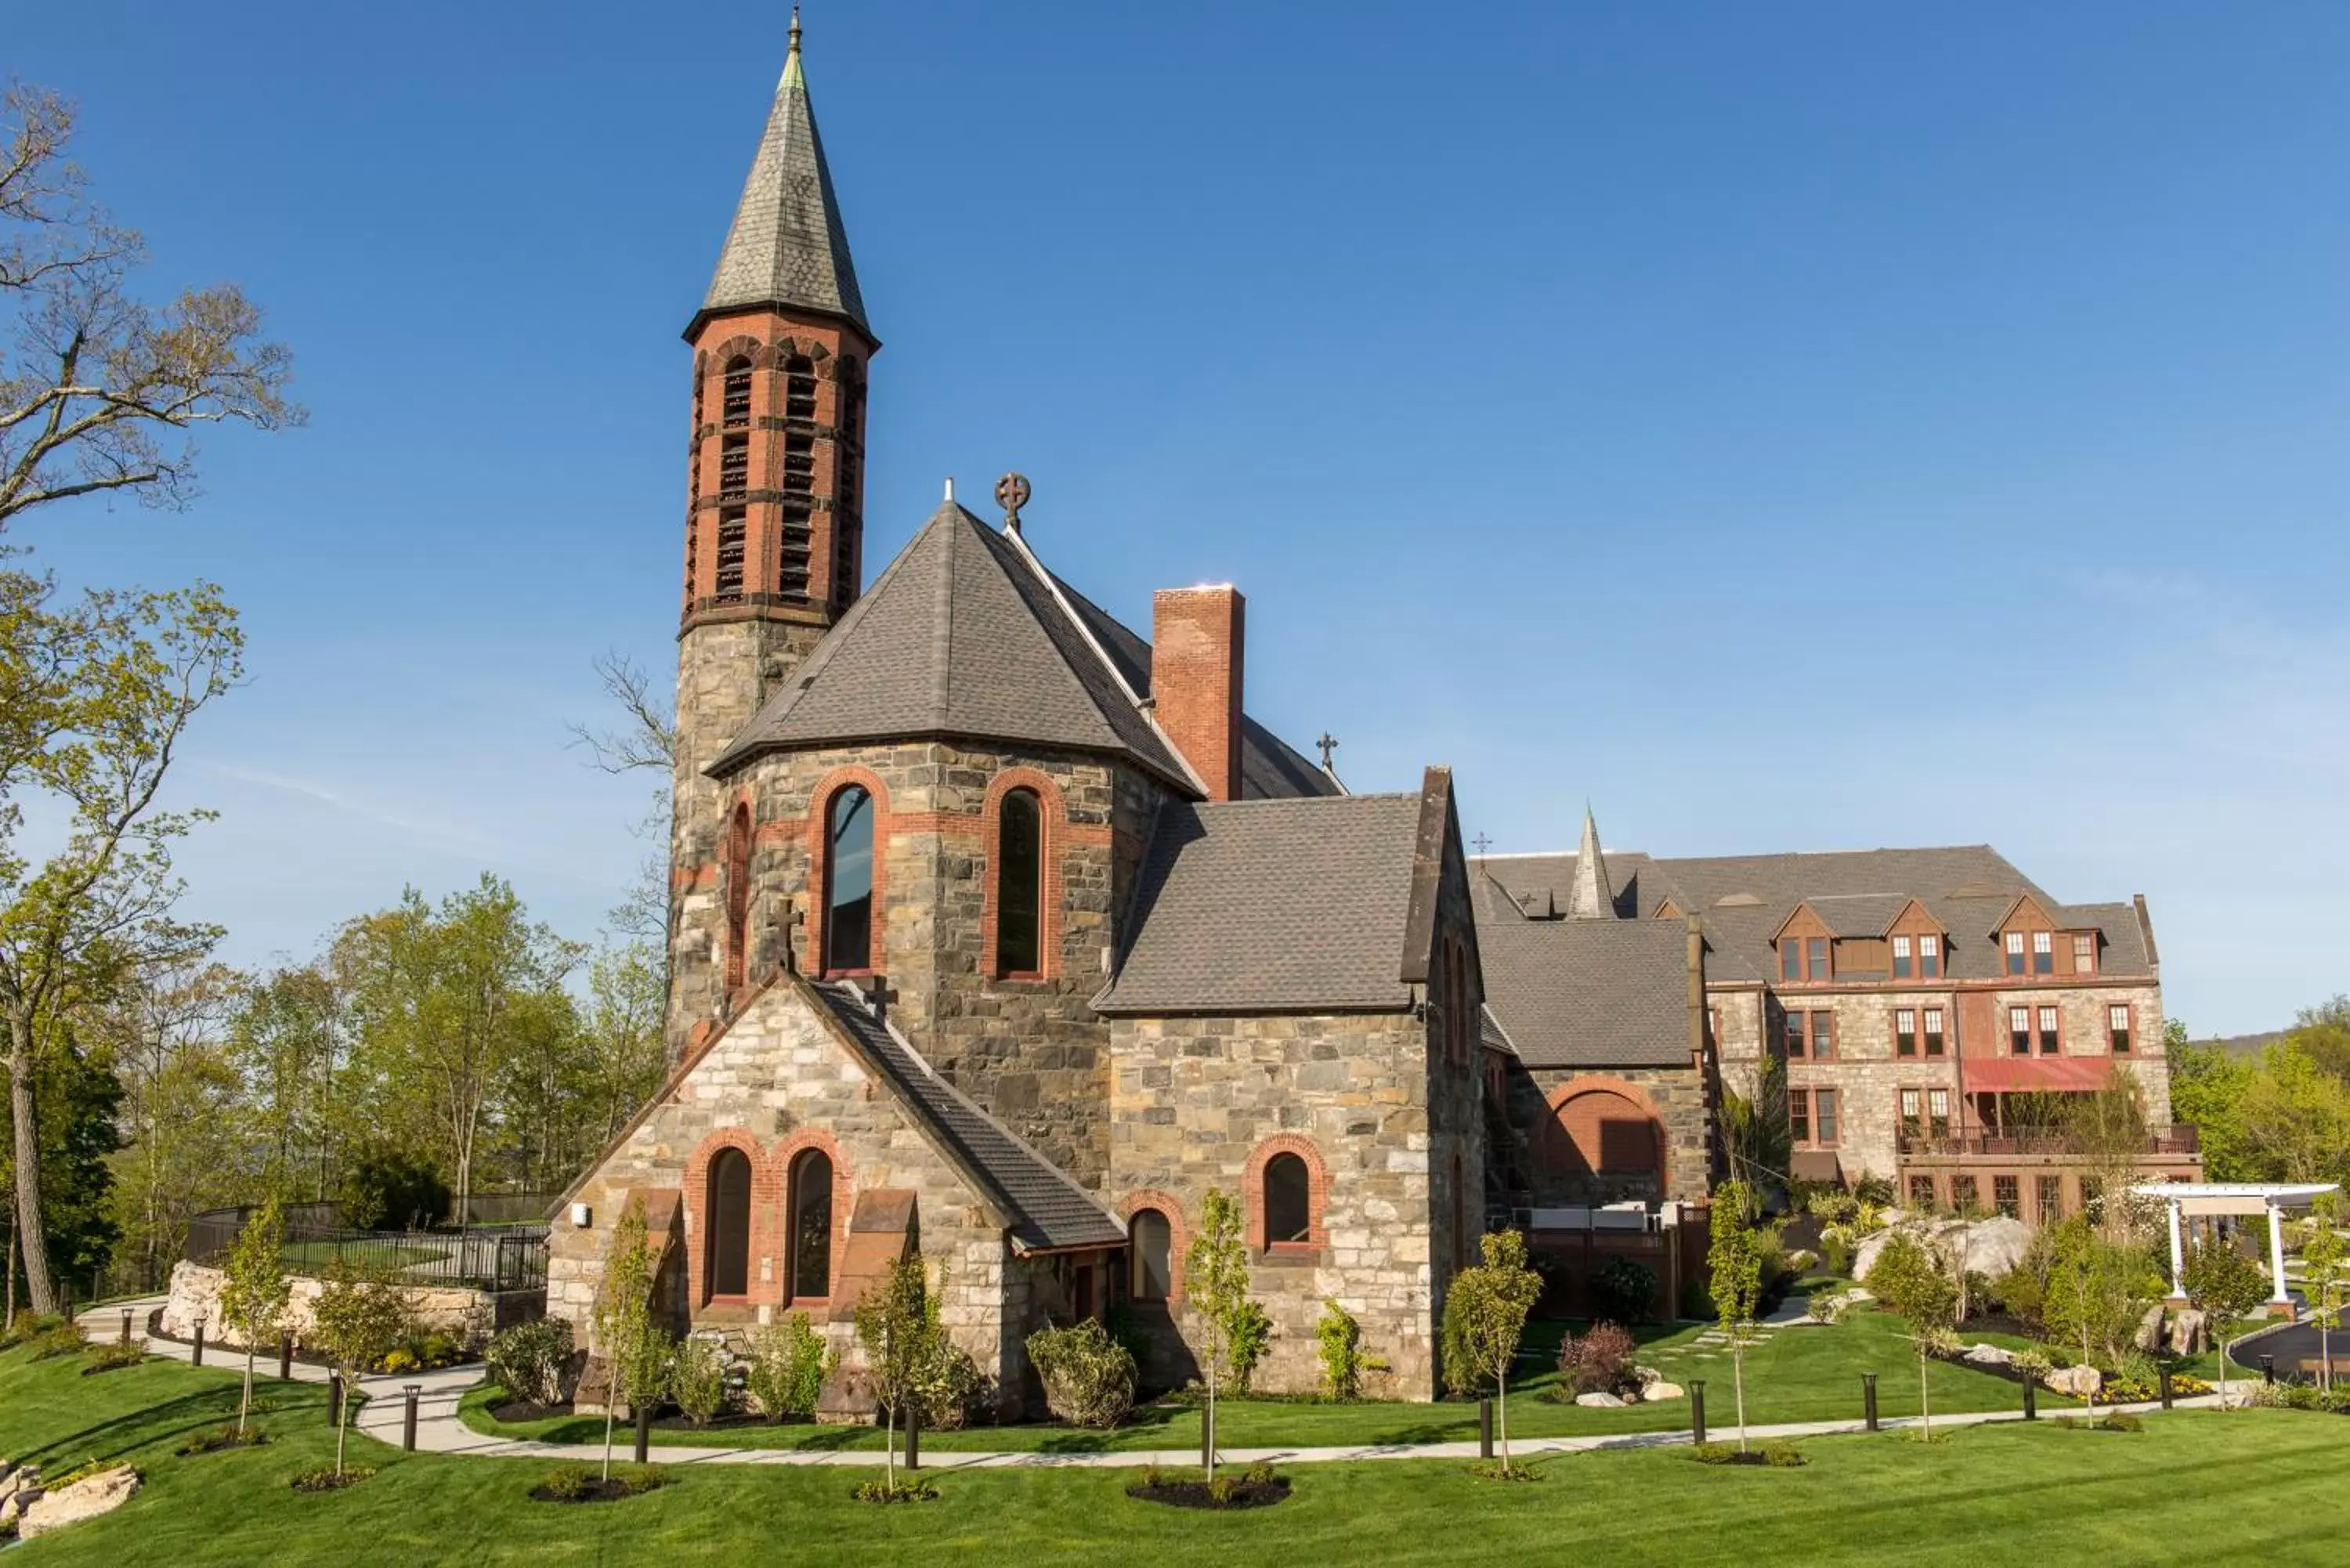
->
[1962,1057,2114,1093]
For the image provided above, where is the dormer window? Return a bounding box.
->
[2033,930,2054,975]
[2074,933,2096,975]
[1808,937,1828,980]
[2005,932,2026,976]
[1893,935,1913,979]
[1781,939,1799,981]
[1919,934,1941,978]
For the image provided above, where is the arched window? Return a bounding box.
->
[707,1147,752,1299]
[822,785,874,973]
[787,1149,833,1302]
[723,802,753,990]
[1128,1209,1172,1303]
[721,355,753,427]
[996,788,1043,977]
[1264,1153,1311,1248]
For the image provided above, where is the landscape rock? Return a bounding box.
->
[2045,1365,2102,1400]
[20,1466,139,1540]
[1854,1217,2034,1284]
[1574,1391,1627,1408]
[1633,1365,1663,1387]
[2133,1303,2167,1352]
[1643,1382,1685,1401]
[1961,1343,2014,1367]
[2167,1309,2209,1357]
[1,1491,21,1527]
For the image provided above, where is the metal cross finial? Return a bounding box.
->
[1316,732,1340,771]
[1472,833,1494,855]
[996,472,1031,533]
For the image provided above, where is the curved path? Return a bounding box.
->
[2229,1308,2348,1375]
[78,1299,2222,1472]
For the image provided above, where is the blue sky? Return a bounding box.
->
[11,2,2347,1034]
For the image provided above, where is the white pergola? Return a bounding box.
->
[2131,1180,2343,1308]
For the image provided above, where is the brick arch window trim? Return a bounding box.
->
[804,767,890,978]
[1119,1189,1191,1306]
[979,768,1069,981]
[682,1128,768,1310]
[1243,1135,1332,1255]
[1542,1075,1668,1182]
[773,1129,852,1306]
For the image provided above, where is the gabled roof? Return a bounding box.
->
[1776,893,1914,941]
[695,26,870,339]
[1096,792,1429,1013]
[713,502,1197,785]
[1474,914,1693,1068]
[809,982,1126,1252]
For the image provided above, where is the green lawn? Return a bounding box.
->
[462,1308,2076,1453]
[5,1341,2348,1566]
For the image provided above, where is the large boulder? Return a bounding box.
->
[2045,1365,2102,1400]
[20,1466,138,1540]
[1574,1391,1627,1408]
[2167,1308,2209,1357]
[1854,1217,2034,1284]
[1961,1343,2014,1367]
[1643,1382,1685,1402]
[2133,1303,2167,1353]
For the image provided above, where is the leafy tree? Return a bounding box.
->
[1183,1187,1259,1480]
[2235,1046,2350,1187]
[2041,1216,2157,1411]
[2166,1028,2257,1183]
[0,570,239,1313]
[852,1253,942,1494]
[0,1022,119,1308]
[1707,1182,1768,1449]
[1720,1058,1791,1213]
[744,1311,832,1422]
[2302,1191,2348,1393]
[217,1194,291,1434]
[1442,1230,1544,1473]
[1867,1230,1958,1439]
[592,1198,663,1482]
[336,1140,450,1231]
[228,963,345,1201]
[0,82,300,533]
[309,1259,410,1476]
[2182,1233,2271,1411]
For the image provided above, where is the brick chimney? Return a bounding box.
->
[1151,585,1246,801]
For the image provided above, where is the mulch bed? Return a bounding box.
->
[491,1399,575,1423]
[291,1468,373,1494]
[530,1479,654,1504]
[1126,1477,1292,1510]
[175,1429,271,1457]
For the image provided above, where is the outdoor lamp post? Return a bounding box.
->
[191,1313,206,1367]
[403,1384,422,1451]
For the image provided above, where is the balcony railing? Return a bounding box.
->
[1897,1124,2200,1159]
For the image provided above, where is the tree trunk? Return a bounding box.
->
[1497,1364,1511,1472]
[335,1395,350,1475]
[1733,1342,1748,1451]
[1918,1348,1932,1440]
[240,1345,256,1435]
[2218,1334,2232,1411]
[7,1034,59,1316]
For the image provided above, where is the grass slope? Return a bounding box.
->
[465,1310,2075,1452]
[4,1343,2348,1566]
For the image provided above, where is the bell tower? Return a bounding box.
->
[671,13,877,1057]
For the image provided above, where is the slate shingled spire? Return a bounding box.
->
[695,13,870,338]
[1569,804,1614,919]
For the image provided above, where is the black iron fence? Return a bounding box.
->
[184,1203,549,1293]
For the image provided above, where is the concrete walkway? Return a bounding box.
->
[77,1298,2225,1472]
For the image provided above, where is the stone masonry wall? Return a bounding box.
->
[1500,1063,1712,1207]
[549,981,1033,1414]
[162,1260,494,1353]
[1105,1008,1449,1400]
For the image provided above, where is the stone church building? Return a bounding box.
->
[548,27,2191,1411]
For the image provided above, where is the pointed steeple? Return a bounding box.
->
[1569,804,1614,919]
[693,12,870,338]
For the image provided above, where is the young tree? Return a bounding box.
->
[1719,1059,1791,1216]
[851,1254,941,1494]
[2182,1233,2270,1410]
[1866,1229,1958,1440]
[1442,1230,1544,1473]
[2041,1217,2155,1414]
[309,1260,411,1476]
[592,1199,662,1482]
[0,83,301,533]
[0,571,240,1313]
[2301,1191,2347,1393]
[1184,1187,1257,1481]
[1707,1182,1767,1449]
[216,1194,291,1435]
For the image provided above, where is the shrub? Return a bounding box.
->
[1242,1461,1276,1486]
[1226,1299,1273,1393]
[336,1140,450,1230]
[671,1335,729,1426]
[1762,1441,1806,1467]
[291,1463,374,1492]
[486,1318,574,1407]
[81,1341,146,1374]
[1025,1318,1137,1429]
[1315,1300,1363,1401]
[1591,1258,1659,1325]
[1691,1442,1735,1464]
[915,1339,984,1429]
[2,1309,65,1349]
[31,1320,88,1360]
[381,1348,420,1375]
[851,1476,938,1504]
[1806,1290,1839,1325]
[1920,1325,1961,1360]
[1679,1277,1711,1321]
[1558,1321,1637,1396]
[743,1313,830,1422]
[2102,1411,2144,1432]
[540,1463,595,1501]
[1820,1237,1855,1279]
[1854,1174,1896,1209]
[2010,1348,2053,1382]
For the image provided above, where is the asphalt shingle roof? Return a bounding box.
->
[811,982,1126,1252]
[1097,793,1426,1013]
[699,38,868,335]
[1474,912,1694,1068]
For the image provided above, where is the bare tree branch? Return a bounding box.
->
[566,649,675,774]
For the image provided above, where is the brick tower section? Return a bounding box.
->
[670,306,876,1061]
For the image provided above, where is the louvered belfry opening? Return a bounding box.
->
[777,354,817,602]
